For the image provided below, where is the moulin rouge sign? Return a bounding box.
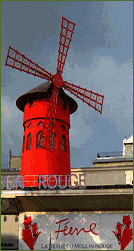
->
[55,218,98,240]
[22,216,98,250]
[1,174,86,190]
[20,213,133,250]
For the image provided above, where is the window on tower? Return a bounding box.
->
[68,138,70,153]
[61,134,66,151]
[49,132,56,149]
[63,101,66,110]
[61,124,66,131]
[37,131,44,148]
[22,136,25,152]
[61,125,66,131]
[50,121,55,128]
[28,122,33,129]
[37,121,43,127]
[26,133,32,150]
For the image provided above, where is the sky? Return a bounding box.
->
[1,1,133,168]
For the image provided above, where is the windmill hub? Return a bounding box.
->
[53,72,63,88]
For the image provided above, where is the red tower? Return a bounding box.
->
[16,82,77,185]
[5,17,104,187]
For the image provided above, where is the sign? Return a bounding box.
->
[1,174,86,190]
[19,212,133,250]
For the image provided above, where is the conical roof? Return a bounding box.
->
[16,82,78,114]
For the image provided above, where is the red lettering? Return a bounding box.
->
[55,218,70,240]
[55,218,99,240]
[90,223,98,235]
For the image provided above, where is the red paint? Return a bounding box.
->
[55,217,99,240]
[5,46,52,81]
[56,17,76,74]
[21,97,71,186]
[22,216,41,250]
[113,215,133,250]
[53,72,63,88]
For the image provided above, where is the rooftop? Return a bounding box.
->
[16,81,78,114]
[124,135,133,144]
[93,151,133,164]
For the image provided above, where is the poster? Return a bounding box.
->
[19,212,133,250]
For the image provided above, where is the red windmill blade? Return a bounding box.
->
[57,17,76,74]
[39,17,76,150]
[5,16,104,152]
[5,45,58,150]
[63,81,104,114]
[38,86,59,151]
[5,46,52,81]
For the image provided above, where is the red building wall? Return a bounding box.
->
[21,97,71,185]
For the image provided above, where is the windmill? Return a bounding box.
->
[5,17,104,186]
